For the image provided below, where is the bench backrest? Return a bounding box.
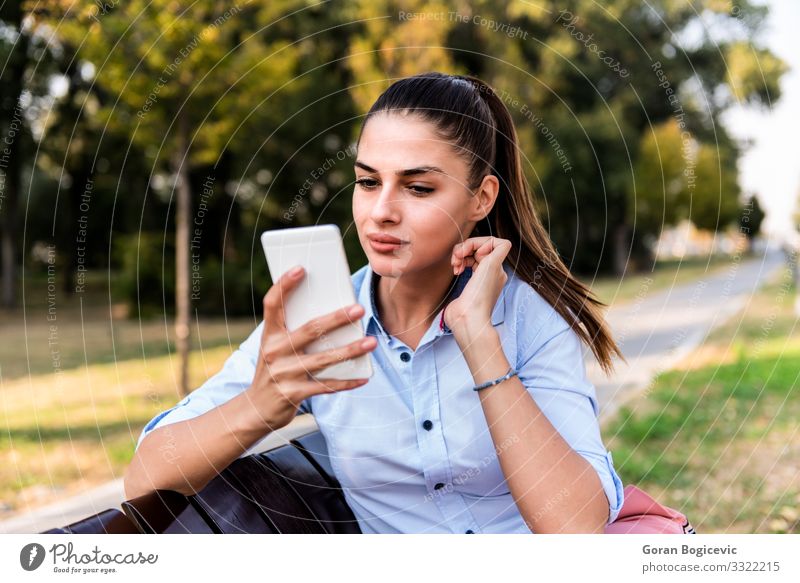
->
[44,428,361,534]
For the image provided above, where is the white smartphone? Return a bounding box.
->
[260,224,373,381]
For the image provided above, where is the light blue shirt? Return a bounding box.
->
[137,262,624,533]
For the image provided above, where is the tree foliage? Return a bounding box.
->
[3,0,787,322]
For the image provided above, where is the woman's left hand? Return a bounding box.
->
[444,236,512,336]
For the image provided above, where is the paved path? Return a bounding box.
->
[588,248,785,423]
[1,248,785,533]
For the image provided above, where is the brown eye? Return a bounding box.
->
[355,178,379,190]
[407,185,434,195]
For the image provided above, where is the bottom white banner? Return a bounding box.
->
[1,534,797,582]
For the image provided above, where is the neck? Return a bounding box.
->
[375,259,457,338]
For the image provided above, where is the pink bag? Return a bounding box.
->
[604,484,696,534]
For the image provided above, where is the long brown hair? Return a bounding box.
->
[358,72,625,375]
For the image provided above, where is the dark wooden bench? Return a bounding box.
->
[40,424,695,534]
[41,427,361,534]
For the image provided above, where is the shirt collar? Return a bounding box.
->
[358,263,506,341]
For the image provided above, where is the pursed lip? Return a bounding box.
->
[367,233,406,244]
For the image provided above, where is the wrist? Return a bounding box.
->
[458,330,513,391]
[454,325,504,366]
[451,318,496,346]
[232,388,279,437]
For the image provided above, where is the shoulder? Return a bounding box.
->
[504,265,573,334]
[504,264,578,359]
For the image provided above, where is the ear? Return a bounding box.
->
[468,174,500,222]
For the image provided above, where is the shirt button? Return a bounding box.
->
[400,351,410,362]
[422,419,433,431]
[434,482,445,490]
[465,529,474,534]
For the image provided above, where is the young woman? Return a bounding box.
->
[125,72,626,534]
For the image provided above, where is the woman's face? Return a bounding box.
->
[352,111,496,277]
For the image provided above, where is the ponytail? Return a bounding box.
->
[360,72,625,375]
[467,75,624,375]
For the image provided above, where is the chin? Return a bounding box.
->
[368,253,415,277]
[369,256,404,276]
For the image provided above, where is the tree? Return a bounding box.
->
[1,1,55,307]
[383,0,787,274]
[25,0,789,338]
[628,119,691,236]
[45,0,304,396]
[739,194,764,251]
[629,120,742,240]
[689,143,742,233]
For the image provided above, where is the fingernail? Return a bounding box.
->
[290,266,303,277]
[361,337,376,348]
[348,304,363,317]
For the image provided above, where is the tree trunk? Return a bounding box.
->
[63,167,92,295]
[613,223,630,276]
[173,112,192,397]
[1,0,27,309]
[0,159,19,307]
[216,149,240,263]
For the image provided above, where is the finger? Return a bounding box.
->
[293,376,370,401]
[299,335,377,376]
[452,237,492,261]
[452,237,503,266]
[266,335,375,381]
[456,239,511,274]
[286,302,365,354]
[262,265,305,335]
[474,238,498,260]
[455,256,476,274]
[454,238,498,271]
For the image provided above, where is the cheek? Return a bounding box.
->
[353,193,466,248]
[352,194,367,223]
[403,203,465,260]
[406,199,464,237]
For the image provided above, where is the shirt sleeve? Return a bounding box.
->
[516,322,625,525]
[135,321,312,451]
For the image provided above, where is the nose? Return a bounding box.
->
[368,181,401,224]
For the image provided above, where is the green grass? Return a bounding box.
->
[0,343,237,516]
[604,267,800,533]
[0,269,258,517]
[0,270,258,380]
[2,258,791,527]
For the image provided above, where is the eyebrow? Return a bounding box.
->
[355,160,446,177]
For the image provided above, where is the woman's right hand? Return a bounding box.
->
[244,265,377,432]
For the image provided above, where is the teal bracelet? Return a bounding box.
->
[472,366,519,391]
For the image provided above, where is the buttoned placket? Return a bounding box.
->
[365,267,482,534]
